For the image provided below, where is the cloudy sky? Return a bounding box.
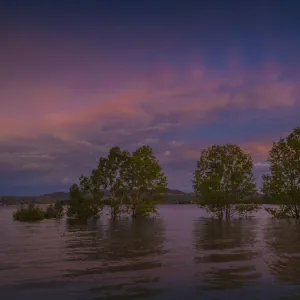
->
[1,0,300,195]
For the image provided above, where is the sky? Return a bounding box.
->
[1,0,300,195]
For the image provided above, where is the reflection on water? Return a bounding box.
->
[64,217,166,299]
[194,218,261,291]
[1,205,300,299]
[264,220,300,286]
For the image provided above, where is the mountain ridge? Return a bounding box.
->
[0,188,193,205]
[0,189,268,205]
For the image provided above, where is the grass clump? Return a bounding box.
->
[13,203,45,222]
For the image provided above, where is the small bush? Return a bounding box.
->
[13,203,45,222]
[45,201,64,219]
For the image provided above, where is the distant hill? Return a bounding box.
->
[0,188,194,205]
[0,189,274,206]
[165,188,186,195]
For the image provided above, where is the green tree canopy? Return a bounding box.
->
[67,175,104,220]
[91,146,129,218]
[45,200,64,219]
[193,144,258,220]
[120,145,167,218]
[262,127,300,218]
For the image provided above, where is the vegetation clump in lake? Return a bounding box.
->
[12,127,300,222]
[67,175,104,221]
[91,146,129,219]
[13,203,45,222]
[193,144,259,220]
[67,145,167,221]
[45,201,65,219]
[117,145,167,218]
[13,200,65,222]
[262,127,300,219]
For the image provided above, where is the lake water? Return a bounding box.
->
[1,205,300,300]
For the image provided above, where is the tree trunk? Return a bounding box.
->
[218,209,223,220]
[111,208,116,219]
[131,207,136,219]
[225,204,231,220]
[295,208,300,219]
[292,203,300,219]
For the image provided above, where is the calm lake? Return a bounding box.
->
[1,205,300,300]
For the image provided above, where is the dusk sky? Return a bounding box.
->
[1,0,300,195]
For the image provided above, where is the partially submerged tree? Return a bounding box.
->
[262,127,300,218]
[67,145,167,220]
[91,147,129,219]
[193,144,258,220]
[120,145,167,218]
[45,200,65,219]
[67,175,104,221]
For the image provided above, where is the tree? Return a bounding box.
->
[45,200,65,219]
[262,127,300,218]
[91,147,129,219]
[67,175,104,220]
[192,144,258,220]
[120,145,167,218]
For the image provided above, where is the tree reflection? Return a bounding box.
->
[102,217,166,261]
[264,219,300,285]
[193,218,260,291]
[65,218,105,262]
[64,217,166,299]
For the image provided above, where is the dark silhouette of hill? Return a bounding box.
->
[0,189,272,205]
[0,188,195,205]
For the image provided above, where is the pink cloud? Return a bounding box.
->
[241,141,273,161]
[0,60,299,143]
[166,139,273,166]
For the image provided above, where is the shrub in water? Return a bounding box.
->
[45,201,65,219]
[13,203,45,222]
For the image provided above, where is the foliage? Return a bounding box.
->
[91,147,129,218]
[67,145,166,220]
[120,145,167,218]
[265,206,292,219]
[13,203,45,222]
[45,200,65,219]
[262,127,300,218]
[193,144,258,220]
[67,175,104,221]
[234,203,260,219]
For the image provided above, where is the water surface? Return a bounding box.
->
[1,205,300,299]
